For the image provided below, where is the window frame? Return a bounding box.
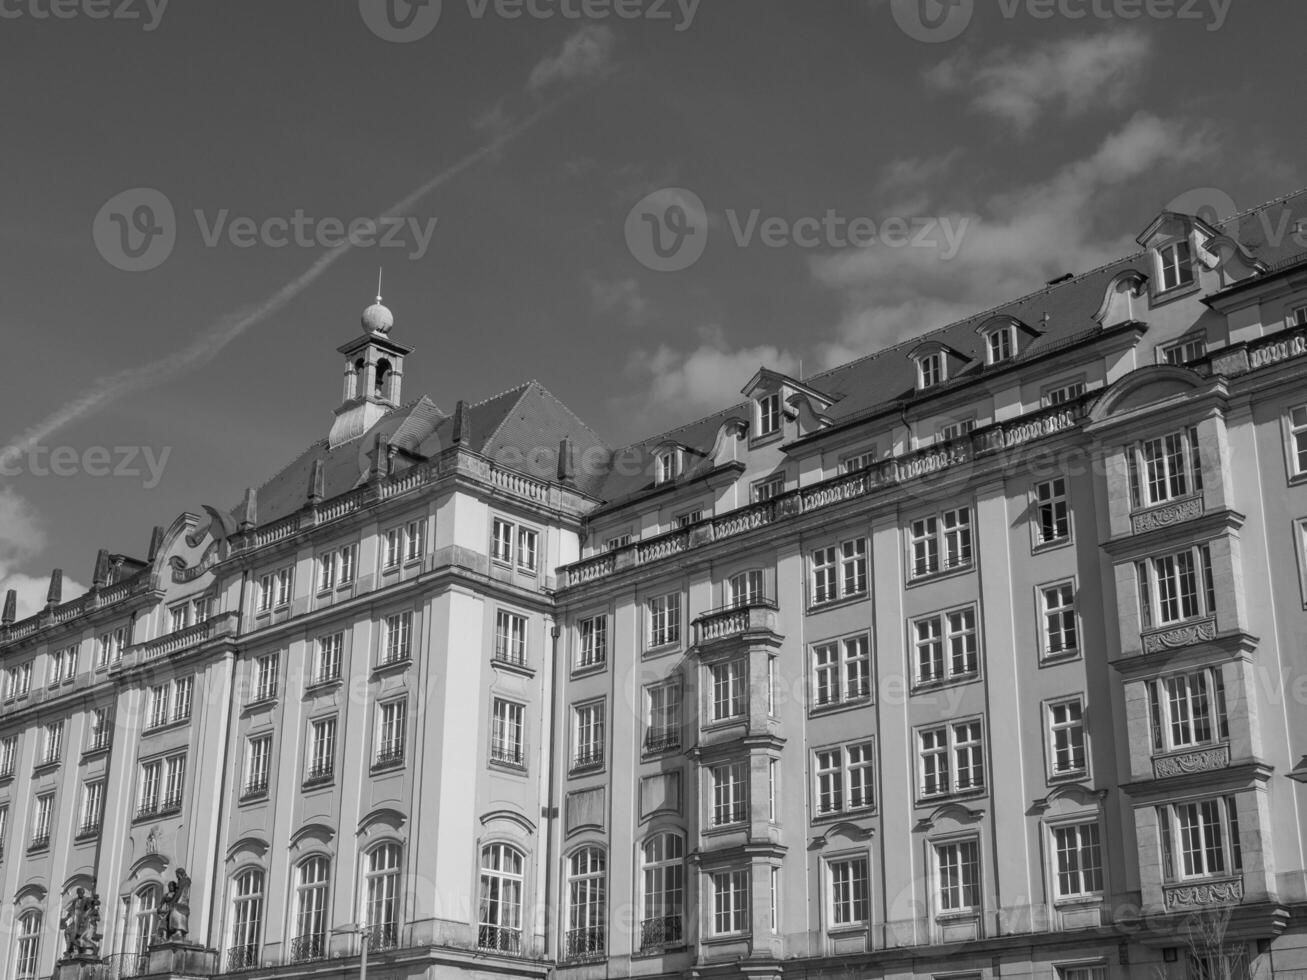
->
[810,633,872,709]
[813,740,876,817]
[647,591,682,649]
[565,847,607,959]
[827,853,871,929]
[1289,404,1307,479]
[1146,666,1229,754]
[756,392,782,438]
[910,605,980,688]
[1157,238,1196,293]
[1033,477,1071,547]
[908,507,973,580]
[1043,379,1087,407]
[571,699,606,772]
[1128,426,1204,509]
[1039,580,1080,661]
[1136,543,1218,629]
[917,717,987,801]
[1156,796,1242,882]
[1161,334,1208,366]
[640,832,686,949]
[1045,696,1089,780]
[479,843,525,953]
[809,537,869,606]
[577,614,609,672]
[710,868,750,936]
[710,760,749,827]
[933,837,981,916]
[1049,819,1105,901]
[490,697,526,768]
[374,698,408,769]
[985,325,1015,365]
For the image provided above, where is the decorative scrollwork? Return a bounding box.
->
[1131,496,1204,534]
[1163,877,1243,909]
[1153,745,1230,779]
[1142,617,1217,654]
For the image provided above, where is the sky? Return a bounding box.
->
[0,0,1303,616]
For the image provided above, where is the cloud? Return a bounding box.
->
[0,487,88,621]
[926,32,1152,134]
[587,274,649,326]
[527,25,617,96]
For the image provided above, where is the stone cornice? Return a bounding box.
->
[1119,760,1273,801]
[1100,507,1246,560]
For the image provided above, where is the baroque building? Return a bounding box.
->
[5,191,1307,980]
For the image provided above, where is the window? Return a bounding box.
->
[711,869,749,935]
[5,662,31,700]
[1041,582,1079,658]
[170,603,189,633]
[291,856,330,961]
[376,700,407,768]
[566,848,607,959]
[1157,797,1242,881]
[382,611,412,665]
[810,538,868,604]
[192,595,213,623]
[41,720,64,765]
[492,519,515,564]
[244,736,271,798]
[578,615,607,670]
[1129,427,1203,508]
[986,326,1014,364]
[1035,478,1070,544]
[1293,305,1307,328]
[655,449,682,484]
[641,833,685,949]
[229,869,264,970]
[1045,380,1086,406]
[1163,335,1207,365]
[15,912,41,980]
[645,680,682,753]
[938,418,975,443]
[935,840,981,913]
[753,475,786,502]
[316,544,356,592]
[912,607,979,685]
[727,569,765,607]
[139,759,162,815]
[1137,544,1217,628]
[257,567,292,611]
[252,652,279,703]
[815,742,876,815]
[1147,668,1229,753]
[173,676,193,721]
[1291,405,1307,476]
[517,527,538,572]
[757,393,782,437]
[128,888,157,963]
[711,761,748,826]
[841,449,877,473]
[710,660,747,722]
[491,699,525,766]
[80,780,104,834]
[918,720,985,798]
[306,718,336,785]
[909,507,972,578]
[572,701,605,771]
[148,678,192,728]
[404,519,426,563]
[148,683,170,729]
[494,610,527,666]
[648,592,681,647]
[161,756,186,805]
[1051,822,1103,898]
[364,843,401,949]
[0,736,16,776]
[1059,968,1106,980]
[96,626,128,667]
[1048,698,1087,777]
[829,856,870,927]
[675,509,704,529]
[770,867,780,934]
[811,634,871,707]
[0,805,7,853]
[31,793,53,849]
[88,709,111,751]
[605,533,631,552]
[917,352,944,389]
[479,844,524,953]
[49,645,78,685]
[314,633,343,684]
[383,527,402,569]
[1158,239,1195,291]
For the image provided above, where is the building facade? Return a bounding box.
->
[5,193,1307,980]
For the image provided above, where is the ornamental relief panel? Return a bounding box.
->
[1142,616,1217,654]
[1131,495,1205,535]
[1163,877,1244,910]
[1152,744,1230,779]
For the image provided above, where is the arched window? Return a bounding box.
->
[364,843,401,950]
[478,843,524,954]
[565,847,606,961]
[640,832,685,950]
[291,856,330,962]
[14,911,41,980]
[229,869,264,971]
[128,887,158,970]
[375,359,392,397]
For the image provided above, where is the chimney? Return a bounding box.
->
[452,400,470,447]
[557,437,576,484]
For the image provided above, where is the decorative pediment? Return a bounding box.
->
[14,883,48,905]
[1093,271,1149,327]
[479,808,537,835]
[59,873,96,896]
[289,822,336,851]
[1200,233,1269,284]
[1030,783,1108,814]
[125,853,170,883]
[226,835,271,863]
[740,367,837,412]
[914,802,985,832]
[358,807,407,838]
[706,416,750,466]
[1088,366,1206,421]
[807,821,876,850]
[1136,210,1222,250]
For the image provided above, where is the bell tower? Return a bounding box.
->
[328,288,415,449]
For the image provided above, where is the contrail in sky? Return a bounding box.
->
[0,97,568,472]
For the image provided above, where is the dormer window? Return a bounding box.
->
[655,449,683,485]
[757,393,782,437]
[1158,240,1196,292]
[985,326,1014,365]
[917,352,944,390]
[1291,304,1307,328]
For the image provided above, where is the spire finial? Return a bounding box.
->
[376,267,384,305]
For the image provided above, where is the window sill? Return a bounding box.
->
[32,760,61,776]
[489,758,528,775]
[916,787,987,808]
[371,758,407,775]
[813,806,876,824]
[807,592,869,615]
[569,760,606,777]
[906,563,975,589]
[304,677,343,696]
[1053,895,1103,910]
[239,789,270,804]
[1039,648,1081,666]
[1032,535,1073,555]
[373,656,413,677]
[571,662,608,679]
[827,924,869,938]
[810,696,874,717]
[911,673,979,696]
[1152,280,1201,306]
[703,821,748,836]
[143,718,190,737]
[245,696,278,711]
[644,642,682,658]
[490,657,533,678]
[1048,769,1089,785]
[633,943,688,959]
[302,774,335,791]
[74,827,102,842]
[700,931,751,946]
[935,910,980,923]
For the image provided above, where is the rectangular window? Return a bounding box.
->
[1137,544,1217,628]
[317,546,354,591]
[517,527,539,572]
[676,509,704,528]
[492,518,515,565]
[49,646,78,686]
[244,736,271,797]
[1045,380,1087,406]
[1291,405,1307,477]
[80,780,105,834]
[384,527,402,568]
[96,626,128,668]
[88,710,110,751]
[753,475,786,502]
[757,394,781,437]
[4,663,31,701]
[710,660,747,722]
[829,857,870,927]
[162,755,185,810]
[815,741,876,816]
[1157,797,1241,880]
[811,634,871,707]
[645,680,682,753]
[383,612,412,665]
[987,327,1013,364]
[712,869,750,935]
[935,839,981,913]
[376,700,407,767]
[173,677,193,722]
[938,418,976,443]
[648,592,681,648]
[494,610,527,666]
[1163,335,1207,365]
[572,702,605,771]
[1159,239,1195,291]
[169,604,189,633]
[307,718,336,783]
[1048,698,1087,777]
[1293,305,1307,328]
[711,761,749,826]
[138,759,161,814]
[148,684,170,729]
[727,569,765,607]
[918,353,943,389]
[1052,822,1103,898]
[1129,427,1203,508]
[404,519,426,563]
[252,652,280,703]
[41,721,64,765]
[314,633,343,684]
[1041,583,1079,657]
[840,449,877,473]
[910,508,972,578]
[606,533,632,552]
[491,699,525,766]
[912,607,978,685]
[578,615,608,670]
[0,736,16,776]
[31,793,54,849]
[811,538,868,604]
[1035,478,1070,544]
[1147,668,1229,752]
[275,568,292,606]
[919,720,986,798]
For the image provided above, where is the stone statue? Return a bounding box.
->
[154,868,192,943]
[59,888,102,959]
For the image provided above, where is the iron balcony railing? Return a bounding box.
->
[288,934,326,963]
[373,744,405,770]
[226,945,260,972]
[564,926,606,961]
[639,915,684,950]
[643,728,681,753]
[365,923,399,951]
[477,924,523,955]
[571,747,604,772]
[303,763,334,788]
